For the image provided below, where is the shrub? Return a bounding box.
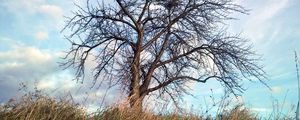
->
[0,92,87,120]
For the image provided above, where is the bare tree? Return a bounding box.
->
[62,0,266,111]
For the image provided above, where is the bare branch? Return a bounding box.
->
[62,0,265,110]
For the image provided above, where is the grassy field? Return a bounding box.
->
[0,91,295,120]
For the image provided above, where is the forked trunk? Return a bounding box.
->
[128,61,144,111]
[128,94,144,112]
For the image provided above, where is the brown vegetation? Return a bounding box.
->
[0,92,294,120]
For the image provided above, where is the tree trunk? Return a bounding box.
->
[129,45,143,111]
[128,94,144,111]
[128,63,144,111]
[128,25,145,111]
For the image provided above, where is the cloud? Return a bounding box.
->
[0,40,58,100]
[0,46,52,64]
[271,86,282,94]
[0,0,69,37]
[251,107,270,112]
[0,38,118,110]
[36,71,77,91]
[1,0,43,14]
[1,0,64,21]
[232,0,244,4]
[259,0,290,21]
[39,4,63,20]
[233,96,244,104]
[242,0,291,41]
[34,31,49,41]
[0,40,81,92]
[0,0,117,111]
[0,45,56,82]
[37,79,56,89]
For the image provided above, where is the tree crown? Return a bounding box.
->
[62,0,266,108]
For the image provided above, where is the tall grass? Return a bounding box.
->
[0,89,295,120]
[0,92,87,120]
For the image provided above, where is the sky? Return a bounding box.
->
[0,0,300,117]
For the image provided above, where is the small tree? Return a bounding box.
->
[62,0,265,111]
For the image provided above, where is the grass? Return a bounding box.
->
[0,92,87,120]
[0,91,295,120]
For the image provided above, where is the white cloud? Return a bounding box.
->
[0,42,81,92]
[0,0,68,34]
[37,79,56,89]
[1,0,64,21]
[258,0,290,21]
[2,0,63,16]
[39,4,63,20]
[34,31,49,41]
[1,62,24,69]
[271,86,282,94]
[249,0,290,24]
[243,0,291,41]
[36,72,76,90]
[251,107,270,112]
[232,0,244,5]
[0,40,60,101]
[0,41,56,85]
[233,96,244,104]
[0,45,52,64]
[2,0,43,14]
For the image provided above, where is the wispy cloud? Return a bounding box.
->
[251,107,270,112]
[271,86,283,94]
[1,0,43,14]
[1,0,65,32]
[2,0,63,19]
[255,0,290,22]
[39,4,63,20]
[244,0,291,41]
[36,71,76,90]
[34,31,49,41]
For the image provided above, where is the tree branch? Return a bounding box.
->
[145,75,222,94]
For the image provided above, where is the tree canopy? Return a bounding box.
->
[62,0,266,110]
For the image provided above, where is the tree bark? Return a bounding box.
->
[129,52,142,110]
[128,94,144,111]
[128,29,144,111]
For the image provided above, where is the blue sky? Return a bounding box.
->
[0,0,300,117]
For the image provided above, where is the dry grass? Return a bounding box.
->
[216,105,257,120]
[0,92,295,120]
[0,92,87,120]
[91,107,203,120]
